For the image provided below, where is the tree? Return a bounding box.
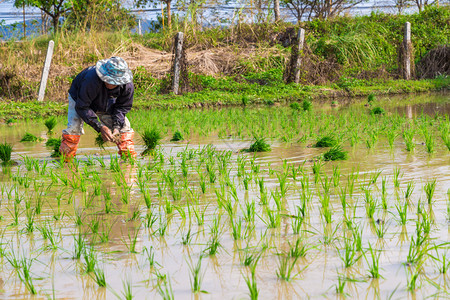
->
[66,0,136,30]
[14,0,72,31]
[135,0,174,29]
[283,0,367,20]
[282,0,315,22]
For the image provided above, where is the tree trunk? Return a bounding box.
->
[274,0,280,22]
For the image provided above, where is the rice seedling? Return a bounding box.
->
[187,255,206,293]
[44,116,57,133]
[406,266,421,292]
[0,142,13,165]
[386,129,399,149]
[395,201,408,225]
[365,130,378,149]
[288,238,308,259]
[247,137,271,152]
[157,217,168,236]
[20,132,42,142]
[423,179,436,204]
[314,135,338,148]
[83,246,97,273]
[94,133,107,150]
[367,93,376,103]
[93,266,106,287]
[244,264,259,300]
[402,129,415,152]
[393,166,402,188]
[364,243,381,278]
[141,127,162,155]
[276,254,300,281]
[124,227,141,253]
[335,275,347,295]
[422,129,435,153]
[369,170,382,185]
[121,278,133,300]
[374,220,389,238]
[322,145,348,161]
[404,181,415,199]
[406,236,429,265]
[429,248,449,274]
[339,238,362,268]
[264,208,281,228]
[312,160,324,183]
[290,102,301,111]
[157,275,174,300]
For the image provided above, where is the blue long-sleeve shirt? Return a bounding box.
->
[68,66,134,132]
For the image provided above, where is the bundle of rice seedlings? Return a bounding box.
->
[45,138,62,157]
[20,133,42,142]
[290,102,301,111]
[141,128,162,155]
[0,142,13,165]
[370,107,385,115]
[170,130,184,142]
[323,145,348,161]
[247,137,271,152]
[95,133,107,150]
[302,100,312,111]
[314,136,338,148]
[45,117,57,133]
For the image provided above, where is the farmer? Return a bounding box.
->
[59,57,137,160]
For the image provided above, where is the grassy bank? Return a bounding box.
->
[0,7,449,121]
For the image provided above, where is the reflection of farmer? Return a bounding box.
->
[60,57,137,159]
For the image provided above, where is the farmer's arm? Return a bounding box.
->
[75,79,104,133]
[111,83,134,131]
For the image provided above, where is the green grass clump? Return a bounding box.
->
[314,136,338,148]
[247,137,271,152]
[170,130,184,142]
[44,117,57,133]
[322,145,348,161]
[141,128,162,155]
[0,142,13,164]
[20,133,42,142]
[370,107,385,115]
[45,138,61,157]
[367,93,376,103]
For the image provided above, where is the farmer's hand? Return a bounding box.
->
[112,128,121,144]
[100,126,114,142]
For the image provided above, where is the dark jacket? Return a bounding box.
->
[68,66,134,132]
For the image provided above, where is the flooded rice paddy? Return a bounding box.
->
[0,94,449,299]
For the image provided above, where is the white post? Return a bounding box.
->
[38,40,54,102]
[138,19,142,35]
[294,28,305,84]
[172,32,184,95]
[403,22,411,80]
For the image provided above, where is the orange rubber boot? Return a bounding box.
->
[59,134,80,161]
[117,132,137,158]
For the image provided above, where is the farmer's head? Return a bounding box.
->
[96,57,132,89]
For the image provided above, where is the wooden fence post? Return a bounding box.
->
[293,28,305,84]
[37,40,54,102]
[172,32,184,95]
[403,22,411,80]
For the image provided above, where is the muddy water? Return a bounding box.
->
[0,97,449,299]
